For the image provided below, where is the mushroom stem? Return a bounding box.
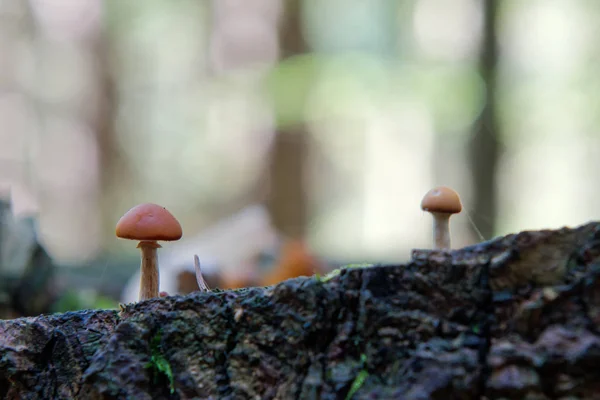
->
[431,212,451,249]
[137,241,162,300]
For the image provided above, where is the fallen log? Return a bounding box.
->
[1,222,600,399]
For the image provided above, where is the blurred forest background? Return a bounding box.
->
[1,0,600,315]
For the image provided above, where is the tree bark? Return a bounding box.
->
[2,221,600,399]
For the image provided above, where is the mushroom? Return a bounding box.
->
[420,186,462,250]
[116,203,182,301]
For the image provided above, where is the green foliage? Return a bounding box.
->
[51,290,118,313]
[264,54,318,128]
[145,330,175,394]
[410,65,485,132]
[265,53,393,129]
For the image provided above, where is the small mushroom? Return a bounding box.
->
[116,203,182,301]
[421,186,462,249]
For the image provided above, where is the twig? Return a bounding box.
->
[194,255,210,292]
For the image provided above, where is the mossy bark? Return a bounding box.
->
[2,222,600,399]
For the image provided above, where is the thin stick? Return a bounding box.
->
[194,255,210,292]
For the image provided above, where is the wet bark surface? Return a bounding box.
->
[1,222,600,399]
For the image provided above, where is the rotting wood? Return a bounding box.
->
[1,222,600,399]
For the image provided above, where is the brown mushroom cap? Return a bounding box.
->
[116,203,182,241]
[421,186,462,214]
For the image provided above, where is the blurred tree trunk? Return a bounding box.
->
[267,0,308,239]
[96,35,131,244]
[469,0,500,240]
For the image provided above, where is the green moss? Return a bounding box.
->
[318,263,374,283]
[145,330,175,394]
[345,263,375,269]
[345,354,369,400]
